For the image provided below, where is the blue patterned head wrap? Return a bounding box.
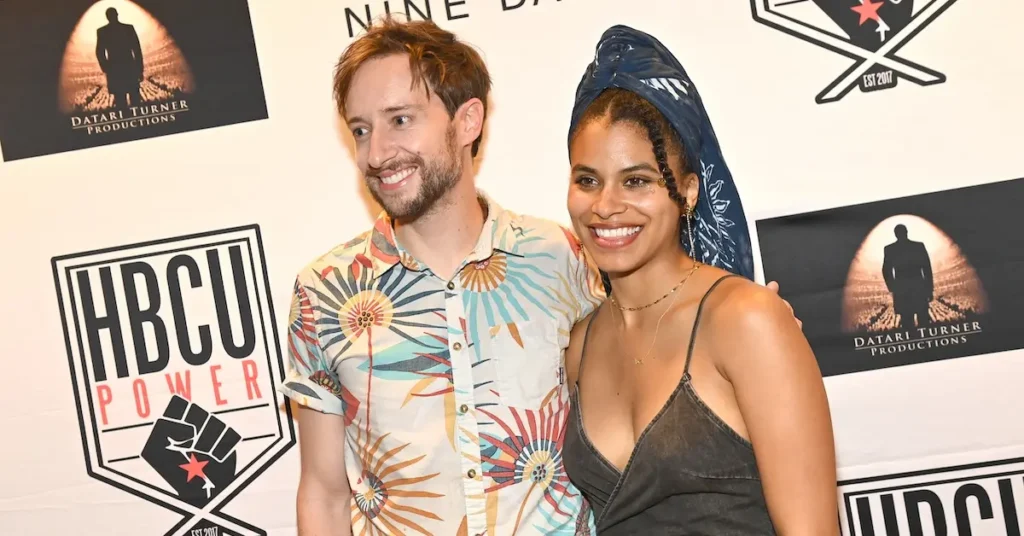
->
[568,25,755,280]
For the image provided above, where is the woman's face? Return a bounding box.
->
[567,117,693,276]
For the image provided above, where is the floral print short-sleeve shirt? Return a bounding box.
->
[279,193,605,535]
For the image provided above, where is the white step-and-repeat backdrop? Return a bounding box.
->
[1,0,1022,534]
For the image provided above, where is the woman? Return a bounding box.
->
[561,26,839,535]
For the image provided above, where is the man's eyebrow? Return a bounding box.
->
[382,104,421,114]
[347,103,424,125]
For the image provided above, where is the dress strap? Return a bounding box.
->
[683,275,739,376]
[575,303,602,387]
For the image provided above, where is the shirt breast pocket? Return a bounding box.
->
[483,319,564,409]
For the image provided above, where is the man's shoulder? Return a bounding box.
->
[293,229,372,286]
[499,208,581,257]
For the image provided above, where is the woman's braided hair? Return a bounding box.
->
[570,88,696,293]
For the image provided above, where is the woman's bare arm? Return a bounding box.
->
[710,282,839,536]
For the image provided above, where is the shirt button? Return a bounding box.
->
[453,342,462,351]
[468,469,477,479]
[459,404,469,414]
[447,281,455,290]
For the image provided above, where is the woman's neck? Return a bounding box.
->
[607,250,698,321]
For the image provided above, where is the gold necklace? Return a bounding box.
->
[609,261,701,311]
[615,262,702,365]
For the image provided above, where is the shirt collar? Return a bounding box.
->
[361,191,524,280]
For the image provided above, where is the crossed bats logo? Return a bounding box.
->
[751,0,960,103]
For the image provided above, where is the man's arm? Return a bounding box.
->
[763,281,802,329]
[279,276,353,536]
[129,28,143,76]
[95,31,107,71]
[882,248,895,291]
[711,282,838,536]
[563,226,605,326]
[296,407,351,536]
[919,245,933,297]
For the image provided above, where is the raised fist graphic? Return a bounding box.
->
[811,0,913,50]
[142,395,240,507]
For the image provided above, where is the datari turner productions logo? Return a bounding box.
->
[52,226,295,536]
[750,0,960,103]
[841,215,988,357]
[59,0,194,135]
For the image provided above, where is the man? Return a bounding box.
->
[95,7,144,108]
[882,223,933,328]
[279,17,798,535]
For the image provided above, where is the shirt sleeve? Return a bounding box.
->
[564,226,606,324]
[277,273,347,416]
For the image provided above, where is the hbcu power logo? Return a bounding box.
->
[839,454,1024,535]
[52,225,295,536]
[751,0,960,103]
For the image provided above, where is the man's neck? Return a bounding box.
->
[394,183,486,281]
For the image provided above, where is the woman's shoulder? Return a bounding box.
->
[566,309,598,386]
[568,309,597,355]
[694,268,810,371]
[693,268,797,338]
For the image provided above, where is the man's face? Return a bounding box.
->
[345,54,462,222]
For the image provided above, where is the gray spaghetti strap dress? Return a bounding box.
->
[563,275,778,535]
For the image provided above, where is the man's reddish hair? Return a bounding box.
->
[333,17,492,157]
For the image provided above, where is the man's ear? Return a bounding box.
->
[454,97,485,150]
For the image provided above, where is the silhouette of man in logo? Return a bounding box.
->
[142,395,241,507]
[882,224,933,328]
[95,7,144,108]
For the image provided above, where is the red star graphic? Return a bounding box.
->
[851,0,884,24]
[179,453,209,483]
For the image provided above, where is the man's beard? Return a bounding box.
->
[365,125,462,222]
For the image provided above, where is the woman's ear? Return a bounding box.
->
[682,171,699,210]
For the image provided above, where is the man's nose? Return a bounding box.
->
[366,129,396,170]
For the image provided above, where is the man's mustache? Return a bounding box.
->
[365,156,424,178]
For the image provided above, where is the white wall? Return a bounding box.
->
[2,0,1022,534]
